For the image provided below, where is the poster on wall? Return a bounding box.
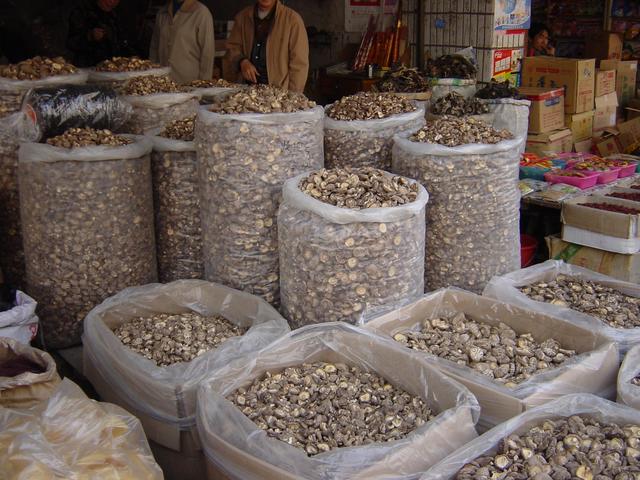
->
[494,0,531,31]
[345,0,399,32]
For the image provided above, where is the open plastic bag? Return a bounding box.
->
[424,394,640,480]
[483,260,640,355]
[88,65,171,89]
[279,171,428,328]
[0,377,163,479]
[122,91,200,134]
[18,136,157,348]
[195,106,324,306]
[478,98,530,141]
[428,78,477,101]
[190,86,241,105]
[82,279,290,446]
[196,322,480,480]
[618,344,640,409]
[364,288,619,430]
[392,134,523,293]
[324,104,425,170]
[149,133,203,282]
[0,290,39,344]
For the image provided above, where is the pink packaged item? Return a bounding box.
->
[543,170,599,189]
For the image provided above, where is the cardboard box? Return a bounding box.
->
[593,92,619,131]
[584,32,623,62]
[595,70,617,97]
[574,139,593,153]
[596,132,622,156]
[522,57,596,114]
[526,128,573,156]
[565,110,595,143]
[519,86,564,133]
[547,234,640,284]
[617,116,640,152]
[627,98,640,120]
[600,60,638,109]
[562,194,640,239]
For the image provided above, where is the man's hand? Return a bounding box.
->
[90,27,106,42]
[240,58,260,83]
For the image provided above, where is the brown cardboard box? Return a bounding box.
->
[600,60,638,109]
[519,86,564,133]
[593,92,619,132]
[565,110,595,142]
[526,128,573,156]
[596,132,622,156]
[585,32,623,62]
[627,98,640,120]
[547,235,640,284]
[595,70,617,97]
[574,139,593,153]
[364,289,618,431]
[561,194,640,239]
[617,116,640,152]
[522,57,596,114]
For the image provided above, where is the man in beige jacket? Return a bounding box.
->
[225,0,309,93]
[149,0,215,84]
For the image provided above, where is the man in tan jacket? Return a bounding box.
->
[149,0,215,84]
[225,0,309,93]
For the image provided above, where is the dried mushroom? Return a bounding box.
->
[633,375,640,387]
[475,80,524,100]
[326,92,415,121]
[184,78,236,89]
[393,313,576,387]
[431,92,489,116]
[410,115,513,147]
[121,74,180,96]
[375,67,431,93]
[520,276,640,330]
[0,138,25,288]
[159,116,195,141]
[228,361,433,456]
[114,312,244,366]
[95,56,161,72]
[426,54,476,79]
[456,415,640,480]
[45,127,132,148]
[0,56,77,80]
[210,84,315,114]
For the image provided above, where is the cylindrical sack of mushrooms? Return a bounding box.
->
[88,56,170,89]
[279,168,428,328]
[149,117,203,282]
[82,280,290,453]
[196,322,480,480]
[393,115,522,294]
[618,344,640,409]
[324,92,425,171]
[475,81,531,141]
[195,85,324,306]
[426,53,478,101]
[426,92,494,124]
[424,394,640,480]
[181,79,243,105]
[18,129,157,349]
[484,260,640,355]
[0,337,60,409]
[120,74,200,134]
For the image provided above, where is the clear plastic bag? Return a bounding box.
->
[424,394,640,480]
[429,78,477,101]
[0,377,163,479]
[82,280,290,439]
[191,86,240,105]
[196,322,480,480]
[392,134,523,293]
[195,106,324,306]
[618,344,640,409]
[279,172,429,328]
[149,134,203,282]
[324,105,425,170]
[478,98,531,141]
[483,260,640,355]
[88,66,171,89]
[18,136,157,348]
[122,92,200,134]
[0,290,39,344]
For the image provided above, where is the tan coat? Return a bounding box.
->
[225,1,309,93]
[149,0,215,84]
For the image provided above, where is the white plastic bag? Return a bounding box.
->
[196,322,480,480]
[479,97,531,141]
[392,134,523,293]
[429,78,477,101]
[324,104,425,170]
[82,280,290,440]
[122,91,200,134]
[483,260,640,355]
[0,290,39,344]
[279,171,428,327]
[191,86,240,105]
[88,66,171,88]
[618,344,640,409]
[424,394,640,480]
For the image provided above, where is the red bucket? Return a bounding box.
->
[520,234,538,268]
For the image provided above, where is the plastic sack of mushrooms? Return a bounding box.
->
[149,117,203,282]
[324,92,425,171]
[618,344,640,410]
[82,280,290,454]
[484,260,640,355]
[424,393,640,480]
[427,92,494,125]
[365,288,619,431]
[0,337,60,409]
[0,378,163,480]
[88,56,170,89]
[196,322,480,480]
[474,81,530,140]
[18,129,157,349]
[181,79,243,105]
[279,168,428,328]
[392,116,522,294]
[195,85,324,306]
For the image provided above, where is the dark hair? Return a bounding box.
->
[529,22,550,40]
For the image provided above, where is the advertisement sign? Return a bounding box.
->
[494,0,532,31]
[345,0,399,32]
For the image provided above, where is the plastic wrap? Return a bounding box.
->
[18,136,157,349]
[82,280,290,445]
[0,290,39,344]
[392,134,523,293]
[429,78,477,101]
[122,92,200,134]
[195,106,324,306]
[324,104,425,170]
[365,288,619,430]
[424,394,640,480]
[478,98,530,141]
[196,322,480,480]
[23,85,133,140]
[279,172,428,328]
[0,378,163,479]
[149,134,203,282]
[191,86,240,105]
[88,66,171,89]
[618,344,640,409]
[483,260,640,355]
[0,337,60,408]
